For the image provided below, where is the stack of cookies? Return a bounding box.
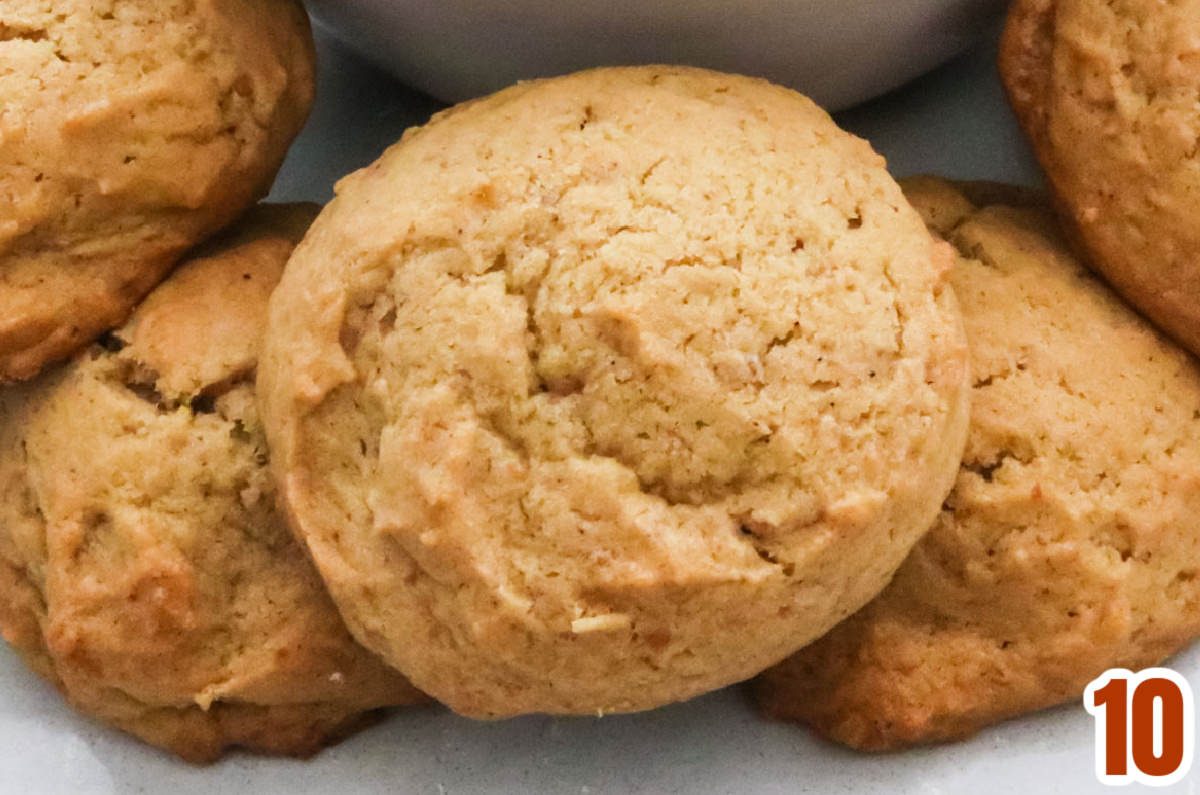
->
[2,0,1199,765]
[0,0,425,762]
[757,0,1200,749]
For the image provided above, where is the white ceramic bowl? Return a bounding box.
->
[306,0,1002,111]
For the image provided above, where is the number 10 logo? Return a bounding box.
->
[1084,668,1195,786]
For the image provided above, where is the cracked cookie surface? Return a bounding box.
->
[260,66,971,718]
[756,177,1200,750]
[0,205,423,764]
[999,0,1200,356]
[0,0,315,381]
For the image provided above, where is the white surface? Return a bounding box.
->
[4,21,1197,795]
[304,0,1003,111]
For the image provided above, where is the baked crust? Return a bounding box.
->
[0,205,424,764]
[259,66,971,718]
[757,177,1200,750]
[0,0,317,381]
[999,0,1200,356]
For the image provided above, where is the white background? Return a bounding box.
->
[4,16,1197,794]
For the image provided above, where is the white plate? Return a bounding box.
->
[5,22,1196,795]
[304,0,1003,111]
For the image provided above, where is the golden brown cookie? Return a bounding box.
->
[0,0,316,382]
[999,0,1200,356]
[0,205,424,764]
[756,177,1200,750]
[259,66,971,719]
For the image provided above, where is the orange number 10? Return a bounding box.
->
[1084,668,1194,786]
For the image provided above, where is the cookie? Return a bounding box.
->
[259,66,971,718]
[0,0,316,382]
[999,0,1200,356]
[756,177,1200,750]
[0,205,424,764]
